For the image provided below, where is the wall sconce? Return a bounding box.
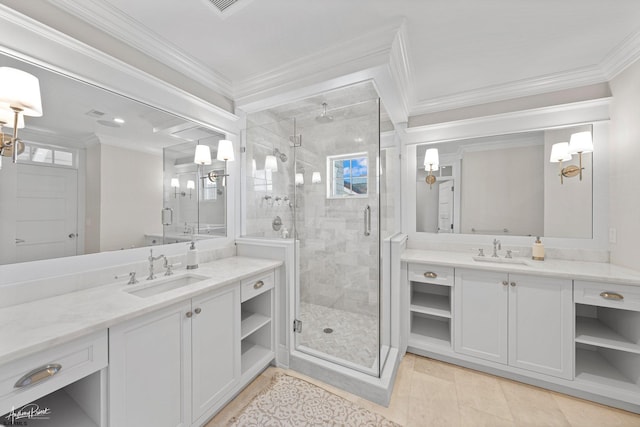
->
[312,171,322,184]
[295,173,304,186]
[265,155,278,172]
[0,67,43,164]
[0,108,24,169]
[424,148,439,189]
[549,142,572,184]
[201,139,234,183]
[194,144,212,165]
[171,178,181,198]
[567,131,593,181]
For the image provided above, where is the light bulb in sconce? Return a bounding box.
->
[194,144,212,165]
[312,171,321,184]
[186,180,195,199]
[265,155,278,172]
[423,148,439,189]
[549,142,572,184]
[251,159,257,177]
[295,173,304,186]
[216,139,234,161]
[171,178,180,198]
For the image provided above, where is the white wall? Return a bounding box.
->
[0,160,17,264]
[609,58,640,269]
[85,144,101,254]
[99,142,163,251]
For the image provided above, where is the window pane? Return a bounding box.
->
[31,147,53,163]
[54,150,73,166]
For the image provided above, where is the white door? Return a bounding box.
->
[437,180,454,233]
[508,274,574,379]
[454,269,508,364]
[109,301,192,427]
[191,287,240,424]
[15,164,78,262]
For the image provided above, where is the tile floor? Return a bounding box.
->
[297,302,378,369]
[208,353,640,426]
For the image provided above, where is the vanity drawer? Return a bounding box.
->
[0,330,107,415]
[408,263,454,287]
[574,281,640,311]
[241,271,274,302]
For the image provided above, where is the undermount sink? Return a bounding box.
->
[472,255,529,265]
[126,274,208,298]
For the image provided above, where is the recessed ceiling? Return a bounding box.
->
[33,1,640,116]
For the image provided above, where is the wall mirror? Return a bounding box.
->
[415,124,593,239]
[0,52,227,266]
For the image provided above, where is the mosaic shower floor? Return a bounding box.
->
[298,302,378,369]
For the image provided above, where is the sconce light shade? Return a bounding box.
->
[0,67,43,117]
[0,108,24,128]
[424,148,439,170]
[550,142,572,163]
[295,173,304,186]
[194,144,212,165]
[216,139,234,161]
[186,180,195,190]
[568,131,593,154]
[312,171,321,184]
[170,178,180,188]
[265,155,278,172]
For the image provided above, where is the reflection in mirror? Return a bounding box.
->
[0,52,227,266]
[416,124,593,238]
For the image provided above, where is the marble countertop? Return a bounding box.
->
[0,256,282,365]
[402,249,640,286]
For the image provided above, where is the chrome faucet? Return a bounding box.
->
[492,239,501,258]
[147,249,167,280]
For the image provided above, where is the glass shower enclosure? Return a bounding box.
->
[243,81,391,376]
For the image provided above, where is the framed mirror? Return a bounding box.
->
[414,124,593,239]
[0,52,227,266]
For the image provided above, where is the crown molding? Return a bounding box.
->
[404,97,611,145]
[387,22,413,121]
[410,66,607,116]
[600,29,640,80]
[53,0,234,97]
[0,4,238,135]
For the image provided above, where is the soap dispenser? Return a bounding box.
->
[186,240,199,270]
[532,236,545,261]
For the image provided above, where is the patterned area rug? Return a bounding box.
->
[229,373,399,426]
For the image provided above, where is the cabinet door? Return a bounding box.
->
[454,269,508,364]
[191,286,240,423]
[109,301,191,427]
[508,274,573,379]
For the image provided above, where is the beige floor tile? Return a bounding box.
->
[414,355,456,382]
[499,379,571,427]
[454,364,513,421]
[552,392,640,427]
[408,371,461,427]
[460,405,516,427]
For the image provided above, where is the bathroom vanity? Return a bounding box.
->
[0,256,281,427]
[401,249,640,413]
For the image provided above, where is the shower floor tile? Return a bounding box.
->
[298,302,378,369]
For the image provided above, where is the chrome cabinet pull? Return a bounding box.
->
[194,307,202,314]
[254,280,264,290]
[502,280,509,286]
[14,364,62,388]
[600,291,624,301]
[423,272,438,279]
[186,311,193,318]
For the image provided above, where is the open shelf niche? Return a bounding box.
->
[409,281,452,350]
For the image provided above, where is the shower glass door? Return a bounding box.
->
[292,83,381,376]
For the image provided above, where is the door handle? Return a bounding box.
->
[68,233,77,239]
[364,205,371,236]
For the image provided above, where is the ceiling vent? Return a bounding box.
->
[206,0,253,17]
[85,109,106,118]
[209,0,238,13]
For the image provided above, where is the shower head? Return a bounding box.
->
[315,102,333,123]
[274,147,288,162]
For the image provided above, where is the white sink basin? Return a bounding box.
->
[126,274,208,298]
[472,256,529,265]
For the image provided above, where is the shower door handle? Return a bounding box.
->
[364,205,371,236]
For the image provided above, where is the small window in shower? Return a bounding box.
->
[327,153,368,198]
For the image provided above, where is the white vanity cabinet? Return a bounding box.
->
[454,269,573,379]
[108,285,240,427]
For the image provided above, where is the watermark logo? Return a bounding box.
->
[2,403,51,426]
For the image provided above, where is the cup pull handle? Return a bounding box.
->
[254,280,264,290]
[600,291,624,301]
[423,272,438,279]
[14,364,62,388]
